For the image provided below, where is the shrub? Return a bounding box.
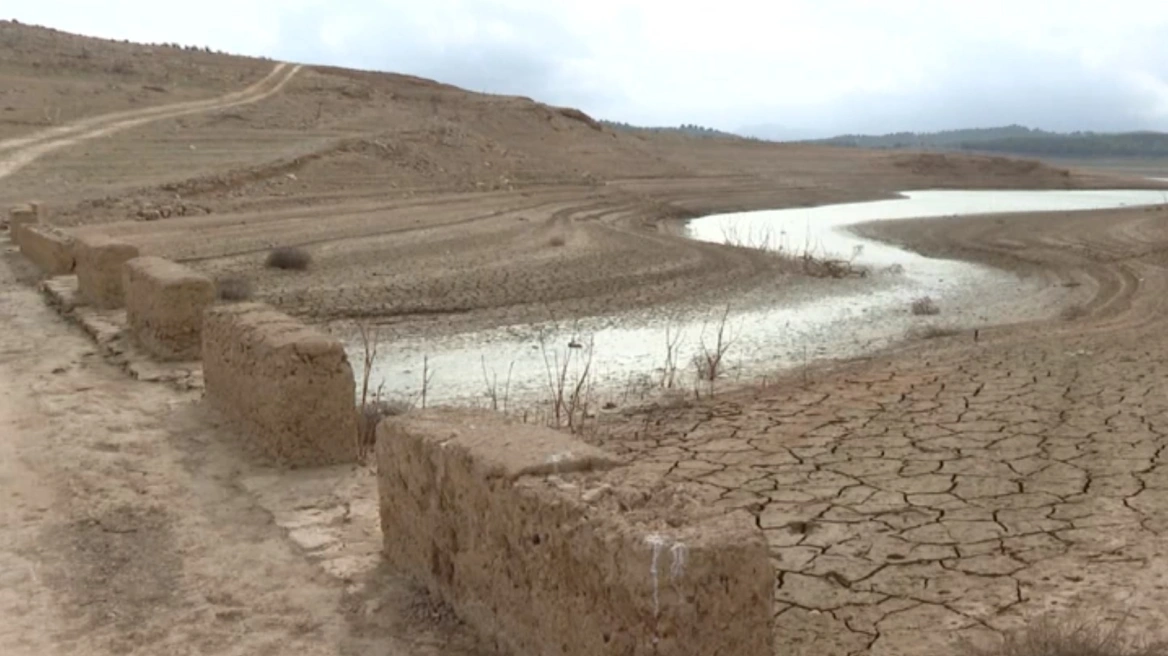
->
[913,325,960,340]
[547,235,566,247]
[911,296,940,316]
[357,398,412,456]
[216,276,253,301]
[265,246,312,271]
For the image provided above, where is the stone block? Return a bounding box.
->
[124,256,215,360]
[202,303,358,467]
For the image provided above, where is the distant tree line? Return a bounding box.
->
[599,119,749,140]
[805,125,1168,159]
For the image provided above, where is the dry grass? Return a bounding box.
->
[215,275,253,301]
[912,296,941,316]
[547,235,566,248]
[265,246,312,271]
[912,325,961,340]
[962,615,1168,656]
[1061,303,1089,321]
[692,305,735,397]
[539,331,595,434]
[357,395,411,456]
[354,320,432,460]
[718,222,867,279]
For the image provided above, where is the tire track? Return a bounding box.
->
[0,62,301,181]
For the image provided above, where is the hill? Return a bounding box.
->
[805,125,1168,159]
[2,19,1163,335]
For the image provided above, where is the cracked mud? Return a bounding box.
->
[593,206,1168,655]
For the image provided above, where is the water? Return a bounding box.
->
[352,188,1168,409]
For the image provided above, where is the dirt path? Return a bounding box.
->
[593,205,1168,655]
[0,62,301,179]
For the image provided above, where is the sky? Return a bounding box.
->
[11,1,1168,138]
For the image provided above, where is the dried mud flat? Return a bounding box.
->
[593,205,1168,654]
[4,18,1168,656]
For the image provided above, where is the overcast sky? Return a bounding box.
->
[12,1,1168,138]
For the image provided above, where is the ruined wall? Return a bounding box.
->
[74,233,140,309]
[123,256,215,360]
[18,224,75,276]
[202,303,358,467]
[7,204,38,247]
[377,410,775,656]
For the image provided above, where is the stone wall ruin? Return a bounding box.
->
[18,224,75,276]
[202,302,358,467]
[123,256,215,360]
[74,233,140,309]
[376,409,775,656]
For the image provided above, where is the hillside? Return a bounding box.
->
[806,125,1168,159]
[2,19,1164,336]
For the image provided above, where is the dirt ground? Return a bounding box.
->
[5,18,1168,656]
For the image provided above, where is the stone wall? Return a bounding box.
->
[18,224,75,276]
[74,234,140,309]
[7,204,38,247]
[377,410,775,656]
[123,256,215,361]
[202,303,358,467]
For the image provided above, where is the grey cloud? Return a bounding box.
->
[745,39,1168,137]
[265,3,625,113]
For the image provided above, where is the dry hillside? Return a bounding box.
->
[2,19,1162,335]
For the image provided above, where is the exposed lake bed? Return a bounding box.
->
[351,188,1168,410]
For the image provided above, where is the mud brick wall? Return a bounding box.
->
[74,233,140,309]
[7,204,38,246]
[123,256,215,360]
[202,303,358,467]
[377,410,774,656]
[18,224,75,275]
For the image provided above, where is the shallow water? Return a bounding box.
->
[352,188,1168,409]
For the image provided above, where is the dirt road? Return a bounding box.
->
[0,62,301,180]
[593,205,1168,655]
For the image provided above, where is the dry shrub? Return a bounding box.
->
[547,235,566,247]
[962,615,1168,656]
[265,246,312,271]
[1061,303,1088,321]
[357,398,412,456]
[216,276,253,301]
[912,296,941,316]
[913,325,960,340]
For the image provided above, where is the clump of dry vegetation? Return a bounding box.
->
[718,222,867,279]
[547,235,566,247]
[354,321,432,460]
[266,246,312,271]
[216,275,253,301]
[912,324,960,340]
[961,615,1168,656]
[912,296,941,316]
[1061,303,1088,321]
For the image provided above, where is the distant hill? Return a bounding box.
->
[803,125,1168,158]
[599,120,747,140]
